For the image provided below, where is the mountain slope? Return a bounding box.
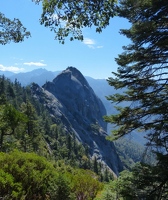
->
[0,68,146,144]
[32,67,123,176]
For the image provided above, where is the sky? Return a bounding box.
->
[0,0,130,79]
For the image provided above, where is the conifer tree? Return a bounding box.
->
[104,0,168,197]
[105,0,168,155]
[20,101,41,152]
[93,156,99,174]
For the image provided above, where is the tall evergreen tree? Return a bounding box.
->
[104,0,168,198]
[20,101,41,152]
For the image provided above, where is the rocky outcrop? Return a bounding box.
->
[32,67,123,176]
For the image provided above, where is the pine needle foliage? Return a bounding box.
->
[104,0,168,198]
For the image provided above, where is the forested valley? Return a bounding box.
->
[0,72,149,199]
[0,67,162,200]
[0,76,114,199]
[1,0,168,199]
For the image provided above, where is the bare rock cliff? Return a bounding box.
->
[32,67,123,175]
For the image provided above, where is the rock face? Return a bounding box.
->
[32,67,123,176]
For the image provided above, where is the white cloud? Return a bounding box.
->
[83,38,95,45]
[83,38,103,49]
[0,64,24,73]
[23,62,47,67]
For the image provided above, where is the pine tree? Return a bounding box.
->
[104,0,168,197]
[93,156,99,174]
[20,101,41,152]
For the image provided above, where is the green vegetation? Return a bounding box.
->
[0,150,102,199]
[0,13,30,45]
[1,0,168,199]
[0,0,116,44]
[104,0,168,198]
[32,0,116,43]
[114,137,156,170]
[0,76,112,199]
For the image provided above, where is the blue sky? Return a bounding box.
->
[0,0,130,79]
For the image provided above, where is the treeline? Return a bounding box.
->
[0,76,114,199]
[1,76,165,200]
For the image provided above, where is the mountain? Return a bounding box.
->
[0,68,123,118]
[0,70,15,77]
[0,68,60,86]
[0,67,149,169]
[0,68,119,125]
[86,76,117,115]
[10,68,60,86]
[0,68,146,144]
[31,67,123,176]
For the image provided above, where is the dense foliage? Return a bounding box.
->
[114,137,155,169]
[2,0,168,199]
[0,76,113,199]
[0,12,30,45]
[104,0,168,198]
[0,0,116,44]
[0,76,113,175]
[32,0,116,43]
[0,150,102,200]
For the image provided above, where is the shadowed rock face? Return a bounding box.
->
[32,67,123,175]
[46,67,107,131]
